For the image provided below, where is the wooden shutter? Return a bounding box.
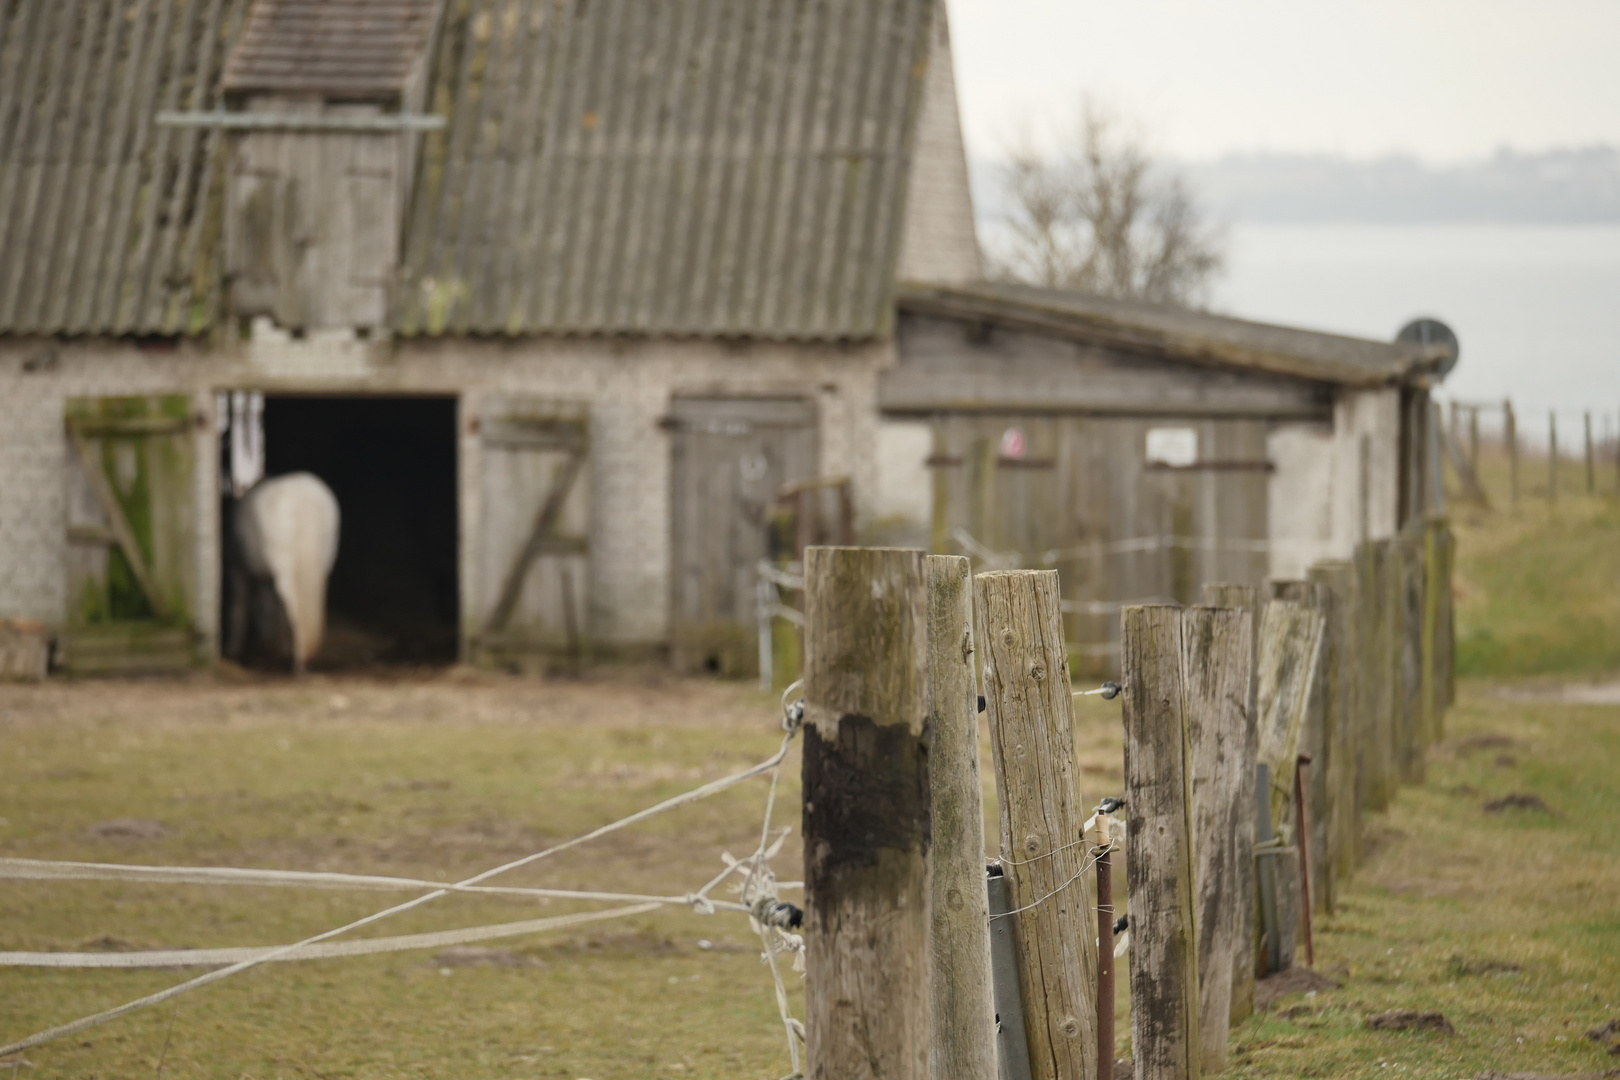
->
[61,395,202,673]
[471,398,590,669]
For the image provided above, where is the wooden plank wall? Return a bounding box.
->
[928,413,1268,671]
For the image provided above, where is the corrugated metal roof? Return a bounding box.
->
[0,0,936,340]
[395,0,936,340]
[0,0,253,337]
[221,0,442,99]
[898,281,1446,387]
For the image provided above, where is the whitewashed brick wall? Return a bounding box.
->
[0,332,889,651]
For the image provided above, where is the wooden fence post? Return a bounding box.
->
[927,555,997,1080]
[1184,605,1252,1074]
[975,570,1097,1080]
[1267,581,1332,916]
[1121,604,1200,1080]
[1394,533,1427,784]
[1356,542,1395,813]
[1253,596,1325,971]
[1445,524,1458,718]
[1586,411,1596,495]
[1199,583,1259,1023]
[802,546,930,1080]
[1308,561,1358,897]
[1550,411,1559,505]
[1505,398,1518,505]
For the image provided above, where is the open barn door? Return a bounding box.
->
[61,395,202,673]
[668,396,816,676]
[471,398,590,670]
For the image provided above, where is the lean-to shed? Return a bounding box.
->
[873,282,1449,668]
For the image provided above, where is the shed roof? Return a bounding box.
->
[897,280,1444,387]
[221,0,442,99]
[0,0,937,340]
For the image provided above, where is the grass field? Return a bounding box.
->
[2,489,1618,1078]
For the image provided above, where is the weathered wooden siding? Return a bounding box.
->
[884,314,1336,417]
[226,109,405,330]
[668,396,816,674]
[925,412,1269,669]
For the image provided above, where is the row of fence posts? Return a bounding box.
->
[796,520,1453,1079]
[1444,398,1620,505]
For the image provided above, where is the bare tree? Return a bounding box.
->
[992,102,1224,307]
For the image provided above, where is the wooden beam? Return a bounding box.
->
[975,569,1097,1080]
[802,546,931,1080]
[926,555,997,1080]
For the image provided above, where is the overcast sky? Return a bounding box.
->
[947,0,1620,164]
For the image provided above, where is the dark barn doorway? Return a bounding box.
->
[222,395,460,669]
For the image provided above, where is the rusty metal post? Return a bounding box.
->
[1294,753,1314,968]
[1096,812,1115,1080]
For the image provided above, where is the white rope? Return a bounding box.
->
[0,904,662,969]
[740,680,807,1077]
[989,849,1104,921]
[0,858,750,911]
[0,726,800,1059]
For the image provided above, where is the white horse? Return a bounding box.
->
[233,473,340,674]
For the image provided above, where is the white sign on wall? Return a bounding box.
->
[1145,427,1198,468]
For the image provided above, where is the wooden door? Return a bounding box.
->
[471,398,590,670]
[669,397,816,676]
[61,395,202,673]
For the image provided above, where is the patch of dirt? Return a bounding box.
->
[1448,954,1522,977]
[1366,1009,1455,1034]
[533,930,685,958]
[1495,754,1519,767]
[1589,1019,1620,1055]
[382,779,452,792]
[432,946,540,969]
[1484,793,1554,813]
[1494,681,1620,706]
[1255,965,1341,1010]
[1455,734,1519,755]
[83,817,170,841]
[76,935,145,952]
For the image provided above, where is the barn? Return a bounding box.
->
[0,0,1446,678]
[0,0,980,675]
[873,282,1449,668]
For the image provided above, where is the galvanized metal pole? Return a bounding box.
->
[987,866,1035,1080]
